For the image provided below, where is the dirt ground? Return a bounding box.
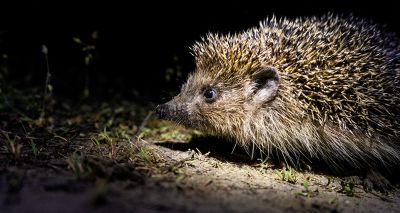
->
[1,97,399,213]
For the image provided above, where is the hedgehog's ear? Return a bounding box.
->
[250,66,280,103]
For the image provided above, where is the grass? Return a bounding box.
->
[255,158,272,172]
[295,176,320,197]
[138,147,153,163]
[140,119,202,143]
[91,128,112,145]
[66,151,93,180]
[275,166,297,184]
[20,121,40,157]
[27,137,40,157]
[2,131,23,161]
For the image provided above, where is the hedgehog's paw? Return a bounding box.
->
[363,170,393,194]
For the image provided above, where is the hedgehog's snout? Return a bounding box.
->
[156,101,189,123]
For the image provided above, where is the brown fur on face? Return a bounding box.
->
[157,14,400,175]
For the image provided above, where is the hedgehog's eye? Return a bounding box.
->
[203,88,217,102]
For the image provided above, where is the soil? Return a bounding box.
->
[0,98,399,213]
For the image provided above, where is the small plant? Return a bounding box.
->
[20,122,40,157]
[37,45,52,127]
[72,31,98,98]
[90,128,117,159]
[340,180,356,196]
[66,151,93,179]
[90,136,101,146]
[295,176,320,197]
[303,176,310,191]
[138,147,153,163]
[2,132,22,160]
[27,137,39,157]
[91,128,112,145]
[275,166,297,184]
[256,158,272,172]
[300,160,312,171]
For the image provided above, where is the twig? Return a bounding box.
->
[41,45,51,119]
[131,110,154,144]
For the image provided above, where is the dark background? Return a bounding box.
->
[1,0,399,104]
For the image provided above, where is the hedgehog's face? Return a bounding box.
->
[156,66,280,136]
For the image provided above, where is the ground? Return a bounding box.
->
[0,89,399,213]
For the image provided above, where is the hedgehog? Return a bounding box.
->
[156,14,400,191]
